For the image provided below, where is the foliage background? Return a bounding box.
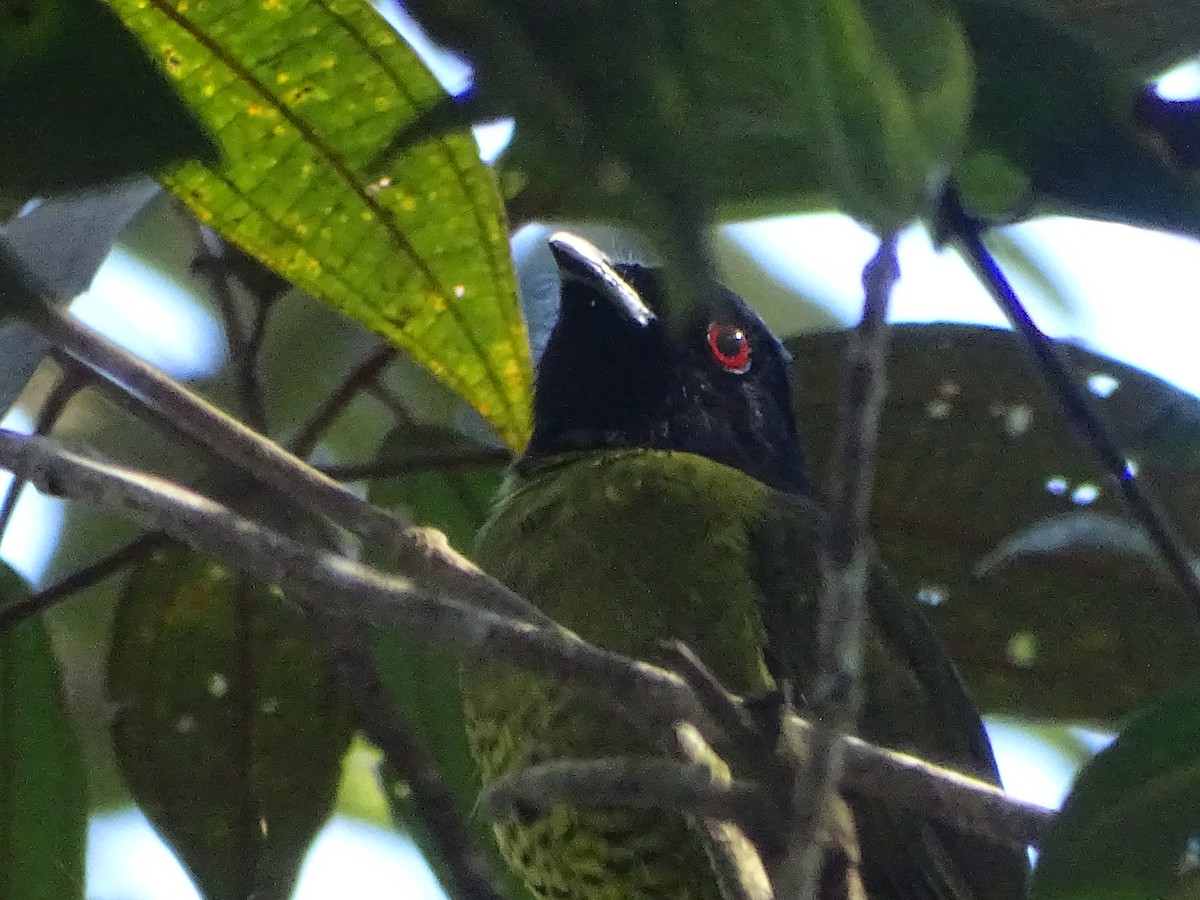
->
[5,0,1200,898]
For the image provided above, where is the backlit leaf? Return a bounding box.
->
[105,0,532,449]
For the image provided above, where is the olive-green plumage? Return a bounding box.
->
[464,234,1028,900]
[466,451,771,900]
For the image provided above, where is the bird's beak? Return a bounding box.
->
[547,232,657,327]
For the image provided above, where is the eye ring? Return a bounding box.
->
[707,323,751,374]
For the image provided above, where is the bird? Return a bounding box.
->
[463,232,1030,900]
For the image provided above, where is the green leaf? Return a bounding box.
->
[0,565,87,900]
[789,324,1200,720]
[1031,678,1200,899]
[366,425,531,899]
[108,544,353,900]
[0,0,216,199]
[1023,0,1200,76]
[955,0,1200,236]
[800,0,975,229]
[104,0,532,451]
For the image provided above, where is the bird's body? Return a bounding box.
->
[464,234,1028,900]
[467,450,768,900]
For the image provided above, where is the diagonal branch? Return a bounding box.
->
[0,240,543,628]
[940,188,1200,616]
[0,427,1053,855]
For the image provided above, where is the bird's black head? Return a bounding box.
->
[522,233,811,496]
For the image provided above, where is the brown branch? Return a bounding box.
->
[0,428,700,728]
[289,345,396,460]
[0,428,1055,856]
[481,755,773,835]
[675,723,776,900]
[321,447,512,483]
[0,532,165,631]
[783,235,899,899]
[17,288,542,627]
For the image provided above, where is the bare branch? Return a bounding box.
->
[676,723,776,900]
[782,235,899,899]
[18,290,542,626]
[481,755,770,828]
[788,720,1049,850]
[0,428,701,727]
[308,610,508,900]
[0,428,1055,855]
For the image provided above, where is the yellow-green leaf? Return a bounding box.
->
[105,0,532,449]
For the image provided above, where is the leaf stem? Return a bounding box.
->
[781,234,898,899]
[941,188,1200,618]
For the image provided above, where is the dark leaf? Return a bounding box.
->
[790,324,1200,719]
[412,0,972,285]
[955,0,1200,237]
[0,564,87,900]
[1031,678,1200,898]
[0,0,215,198]
[108,543,353,900]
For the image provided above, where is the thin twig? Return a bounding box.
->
[781,235,899,899]
[31,301,397,541]
[321,447,512,483]
[481,755,771,832]
[0,533,166,630]
[365,378,420,423]
[289,345,396,460]
[940,188,1200,616]
[16,290,542,626]
[0,427,1056,853]
[192,229,269,434]
[0,365,86,536]
[660,641,765,771]
[675,724,775,900]
[826,724,1048,850]
[308,610,508,900]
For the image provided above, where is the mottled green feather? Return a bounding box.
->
[465,449,775,900]
[465,447,1027,900]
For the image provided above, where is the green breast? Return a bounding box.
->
[463,449,776,900]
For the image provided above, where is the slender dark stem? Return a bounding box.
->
[289,345,396,459]
[322,447,511,482]
[941,188,1200,617]
[193,230,269,434]
[0,366,86,537]
[780,234,898,899]
[366,378,419,423]
[309,611,509,900]
[0,533,166,630]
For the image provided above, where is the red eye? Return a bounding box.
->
[707,323,751,373]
